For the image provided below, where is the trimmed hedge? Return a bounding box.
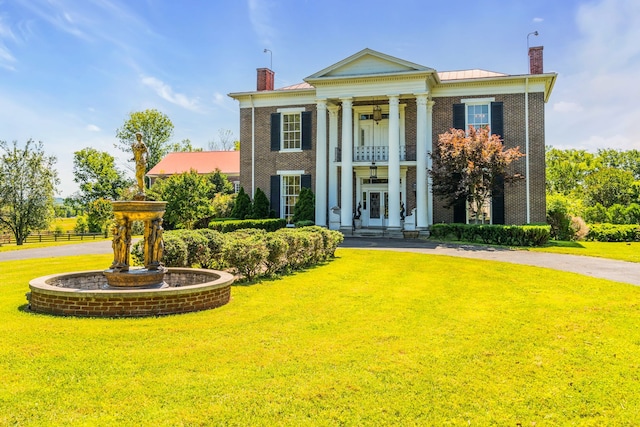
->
[133,226,344,282]
[429,223,550,247]
[586,224,640,242]
[208,218,287,233]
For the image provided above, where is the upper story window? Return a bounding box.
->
[282,112,301,150]
[467,104,490,130]
[271,108,312,152]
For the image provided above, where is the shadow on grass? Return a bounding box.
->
[340,236,512,252]
[231,259,332,287]
[545,240,586,249]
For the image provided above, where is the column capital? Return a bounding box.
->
[414,92,429,103]
[340,97,353,107]
[387,94,400,106]
[316,98,327,110]
[427,100,435,112]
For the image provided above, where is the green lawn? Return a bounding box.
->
[1,250,639,425]
[526,240,640,263]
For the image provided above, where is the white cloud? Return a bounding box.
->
[0,17,17,70]
[552,101,583,113]
[86,124,100,132]
[546,0,640,152]
[532,17,544,23]
[248,0,276,46]
[141,75,202,112]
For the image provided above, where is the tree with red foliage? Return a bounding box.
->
[429,127,524,223]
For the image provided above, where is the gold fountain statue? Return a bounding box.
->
[104,132,167,288]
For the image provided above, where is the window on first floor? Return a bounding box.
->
[467,195,492,224]
[281,175,301,223]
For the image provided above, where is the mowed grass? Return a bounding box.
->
[527,240,640,263]
[1,251,640,425]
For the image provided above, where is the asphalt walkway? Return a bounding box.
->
[1,237,638,287]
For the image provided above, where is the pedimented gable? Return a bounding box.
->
[306,48,434,80]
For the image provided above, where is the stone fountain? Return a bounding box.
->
[27,132,234,317]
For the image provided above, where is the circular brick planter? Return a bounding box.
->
[27,268,234,318]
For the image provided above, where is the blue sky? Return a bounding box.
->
[1,0,639,197]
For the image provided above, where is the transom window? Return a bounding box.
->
[282,175,301,223]
[467,104,489,130]
[282,113,301,150]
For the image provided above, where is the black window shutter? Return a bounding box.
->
[270,113,280,151]
[301,174,312,189]
[453,103,465,130]
[270,175,280,217]
[490,102,504,138]
[301,111,312,150]
[490,102,505,224]
[453,199,466,224]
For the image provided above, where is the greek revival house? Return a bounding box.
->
[229,48,556,233]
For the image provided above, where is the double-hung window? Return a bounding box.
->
[282,112,301,150]
[271,108,312,152]
[281,175,301,223]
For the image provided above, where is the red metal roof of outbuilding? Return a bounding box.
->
[146,151,240,177]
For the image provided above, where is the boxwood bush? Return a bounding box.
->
[429,224,550,247]
[208,218,287,233]
[132,226,343,281]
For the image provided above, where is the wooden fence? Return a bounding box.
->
[0,232,107,245]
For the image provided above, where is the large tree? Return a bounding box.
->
[148,170,214,229]
[115,109,174,172]
[545,148,599,196]
[0,140,59,245]
[72,147,131,204]
[583,168,636,208]
[429,127,524,223]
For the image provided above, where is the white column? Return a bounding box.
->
[415,93,428,229]
[315,99,328,227]
[328,105,339,211]
[427,100,435,226]
[340,98,354,229]
[388,95,401,229]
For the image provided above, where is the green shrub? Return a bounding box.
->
[131,233,188,267]
[250,188,271,219]
[195,229,226,269]
[172,229,210,268]
[429,223,550,247]
[263,233,289,275]
[222,230,268,281]
[231,187,251,220]
[546,195,572,240]
[586,223,640,242]
[208,218,286,233]
[294,220,315,228]
[292,187,315,224]
[211,193,236,219]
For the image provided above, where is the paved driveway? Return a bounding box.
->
[2,237,638,287]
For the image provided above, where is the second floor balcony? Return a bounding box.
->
[335,145,417,163]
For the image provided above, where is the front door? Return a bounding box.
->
[367,190,388,227]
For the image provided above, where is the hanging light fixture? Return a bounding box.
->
[369,160,377,180]
[372,98,382,123]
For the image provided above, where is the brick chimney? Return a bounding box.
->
[528,46,544,74]
[257,68,274,91]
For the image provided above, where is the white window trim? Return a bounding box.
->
[463,100,492,135]
[277,170,305,175]
[279,173,302,223]
[277,107,305,153]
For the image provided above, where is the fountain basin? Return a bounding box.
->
[27,268,234,317]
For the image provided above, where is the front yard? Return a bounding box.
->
[1,249,639,425]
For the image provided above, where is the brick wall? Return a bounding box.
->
[431,93,546,225]
[239,104,317,198]
[28,269,234,318]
